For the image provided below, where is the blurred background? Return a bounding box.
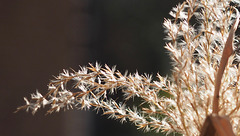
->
[0,0,183,136]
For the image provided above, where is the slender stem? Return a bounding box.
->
[212,9,239,114]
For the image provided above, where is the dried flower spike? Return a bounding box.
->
[16,0,240,136]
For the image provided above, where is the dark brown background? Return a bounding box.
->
[0,0,183,136]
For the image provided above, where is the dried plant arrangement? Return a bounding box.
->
[16,0,240,135]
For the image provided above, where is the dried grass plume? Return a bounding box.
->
[16,0,240,135]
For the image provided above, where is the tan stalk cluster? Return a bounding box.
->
[16,0,240,135]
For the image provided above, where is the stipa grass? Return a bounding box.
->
[16,0,240,135]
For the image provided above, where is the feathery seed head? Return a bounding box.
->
[16,0,240,135]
